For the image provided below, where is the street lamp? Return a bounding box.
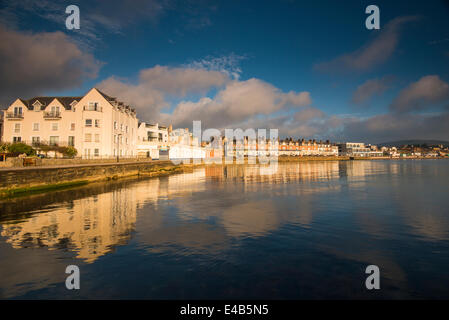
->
[117,133,122,162]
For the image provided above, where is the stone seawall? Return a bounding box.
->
[0,161,181,190]
[0,157,153,168]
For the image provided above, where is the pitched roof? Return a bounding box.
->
[94,88,137,114]
[95,88,115,102]
[13,87,136,113]
[21,96,83,110]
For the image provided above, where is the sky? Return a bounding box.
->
[1,0,449,143]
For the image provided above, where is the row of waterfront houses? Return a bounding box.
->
[0,87,384,159]
[1,88,138,158]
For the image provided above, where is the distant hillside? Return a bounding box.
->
[378,140,449,147]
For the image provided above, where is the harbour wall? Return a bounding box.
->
[0,160,185,191]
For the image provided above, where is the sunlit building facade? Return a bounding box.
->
[1,88,138,158]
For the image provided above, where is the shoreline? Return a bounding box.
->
[276,156,448,161]
[0,156,447,199]
[0,162,199,199]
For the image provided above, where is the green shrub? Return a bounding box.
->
[34,144,77,158]
[8,143,35,156]
[61,146,78,158]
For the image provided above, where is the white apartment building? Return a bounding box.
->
[337,142,382,157]
[136,122,169,159]
[169,128,205,160]
[2,88,138,158]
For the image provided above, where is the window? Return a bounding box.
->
[85,133,92,142]
[32,101,41,110]
[34,105,40,112]
[70,100,78,108]
[13,137,21,143]
[32,137,40,146]
[88,102,99,111]
[85,119,92,127]
[114,121,118,130]
[95,134,100,143]
[52,123,58,131]
[33,123,39,131]
[49,136,59,146]
[94,148,99,157]
[120,124,123,131]
[68,136,75,146]
[95,119,100,128]
[126,126,128,133]
[70,123,75,131]
[85,149,91,157]
[14,106,23,115]
[50,106,60,114]
[14,123,20,133]
[126,138,128,145]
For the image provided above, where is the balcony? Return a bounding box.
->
[6,112,23,119]
[83,105,103,112]
[43,111,61,119]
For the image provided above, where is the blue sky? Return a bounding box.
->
[1,0,449,142]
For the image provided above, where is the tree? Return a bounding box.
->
[0,143,10,153]
[60,146,78,158]
[35,144,78,158]
[8,143,36,156]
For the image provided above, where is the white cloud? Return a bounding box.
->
[185,53,247,80]
[98,65,313,135]
[390,75,449,113]
[160,78,312,129]
[97,65,230,121]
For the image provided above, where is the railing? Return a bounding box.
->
[141,137,165,143]
[80,155,148,160]
[43,111,61,119]
[83,105,103,112]
[6,112,23,119]
[20,140,74,147]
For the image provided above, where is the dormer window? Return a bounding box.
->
[32,100,42,111]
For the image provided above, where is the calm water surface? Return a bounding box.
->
[0,160,448,299]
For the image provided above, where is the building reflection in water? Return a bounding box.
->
[0,162,344,262]
[1,160,448,266]
[0,169,207,263]
[1,188,137,263]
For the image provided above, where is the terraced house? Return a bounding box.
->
[1,88,138,158]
